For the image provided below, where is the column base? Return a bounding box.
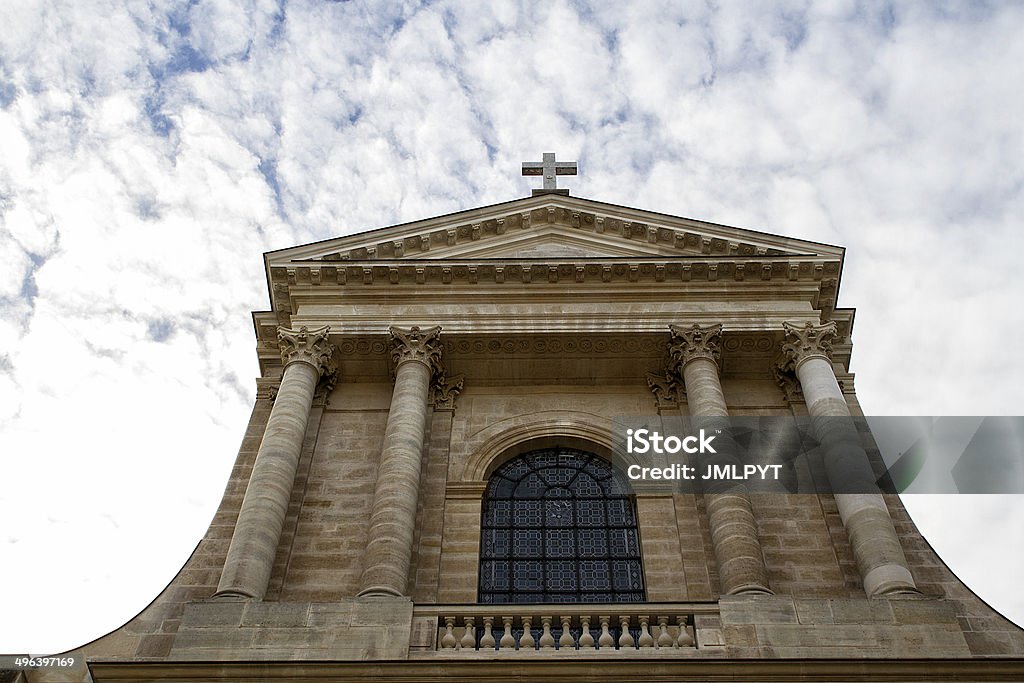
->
[356,585,405,599]
[726,584,775,596]
[211,589,256,601]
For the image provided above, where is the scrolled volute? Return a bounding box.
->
[278,325,335,375]
[668,323,723,372]
[389,325,443,373]
[780,321,838,369]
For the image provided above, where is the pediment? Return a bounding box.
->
[267,194,843,266]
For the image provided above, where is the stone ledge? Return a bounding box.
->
[169,598,413,662]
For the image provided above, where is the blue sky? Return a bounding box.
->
[2,0,1024,653]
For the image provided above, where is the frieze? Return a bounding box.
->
[447,336,665,356]
[326,333,783,358]
[722,335,779,354]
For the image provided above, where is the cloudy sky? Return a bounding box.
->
[2,0,1023,655]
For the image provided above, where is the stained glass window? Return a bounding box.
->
[478,447,645,603]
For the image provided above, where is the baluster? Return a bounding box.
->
[638,615,654,648]
[480,616,495,649]
[440,616,457,649]
[656,616,673,648]
[539,616,555,649]
[499,617,515,650]
[520,616,536,650]
[460,616,476,650]
[677,615,695,647]
[598,615,614,648]
[559,615,575,650]
[618,616,635,649]
[579,617,595,649]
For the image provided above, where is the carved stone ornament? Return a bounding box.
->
[667,323,723,371]
[313,361,340,405]
[780,321,838,369]
[431,373,465,410]
[256,376,281,402]
[389,325,444,373]
[771,355,803,404]
[278,325,335,374]
[646,371,682,408]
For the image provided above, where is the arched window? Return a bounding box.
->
[478,446,645,603]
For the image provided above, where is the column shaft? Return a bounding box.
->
[216,360,320,599]
[669,323,771,596]
[358,333,437,597]
[795,355,917,596]
[682,359,773,596]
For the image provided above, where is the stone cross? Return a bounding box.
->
[522,152,577,194]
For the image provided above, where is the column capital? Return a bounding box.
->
[646,371,682,409]
[781,321,838,370]
[431,373,465,410]
[389,325,443,372]
[278,325,335,374]
[668,323,723,372]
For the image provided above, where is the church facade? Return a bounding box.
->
[64,190,1024,681]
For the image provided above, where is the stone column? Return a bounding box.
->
[216,325,335,599]
[781,321,918,597]
[669,324,772,596]
[358,326,444,597]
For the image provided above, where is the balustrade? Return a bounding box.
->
[419,605,705,653]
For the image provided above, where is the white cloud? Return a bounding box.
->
[1,0,1023,654]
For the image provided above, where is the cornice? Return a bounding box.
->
[270,256,840,286]
[90,657,1024,682]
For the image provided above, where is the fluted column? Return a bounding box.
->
[358,325,443,597]
[216,326,335,599]
[782,321,918,597]
[669,324,772,596]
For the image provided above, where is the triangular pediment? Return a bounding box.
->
[257,193,851,352]
[266,194,843,267]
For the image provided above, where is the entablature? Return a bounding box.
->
[249,325,854,388]
[264,256,842,329]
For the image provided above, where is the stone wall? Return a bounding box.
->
[277,403,387,601]
[167,598,413,661]
[65,372,1024,677]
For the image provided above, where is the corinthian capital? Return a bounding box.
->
[389,325,443,371]
[431,373,465,410]
[278,325,335,374]
[781,321,838,369]
[668,323,723,371]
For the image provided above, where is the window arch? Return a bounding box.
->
[478,446,645,603]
